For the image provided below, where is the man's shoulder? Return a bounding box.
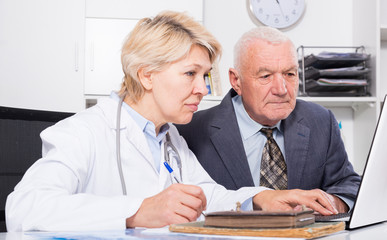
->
[289,99,333,127]
[294,99,330,115]
[193,104,221,119]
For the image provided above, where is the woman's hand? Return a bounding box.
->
[126,184,206,228]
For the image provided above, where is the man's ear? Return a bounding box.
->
[229,68,242,95]
[138,68,153,90]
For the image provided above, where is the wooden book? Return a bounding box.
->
[169,221,345,239]
[204,209,315,228]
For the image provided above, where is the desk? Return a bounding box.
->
[1,222,387,240]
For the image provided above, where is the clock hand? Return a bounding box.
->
[275,0,286,21]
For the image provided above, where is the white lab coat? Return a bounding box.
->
[5,96,265,232]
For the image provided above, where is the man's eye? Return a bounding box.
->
[261,74,270,79]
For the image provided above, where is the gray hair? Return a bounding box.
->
[233,26,297,71]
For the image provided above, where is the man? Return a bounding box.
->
[176,26,360,214]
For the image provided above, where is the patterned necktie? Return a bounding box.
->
[259,128,288,190]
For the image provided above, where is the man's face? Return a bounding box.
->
[230,39,299,126]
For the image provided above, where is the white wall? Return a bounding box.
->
[203,0,353,94]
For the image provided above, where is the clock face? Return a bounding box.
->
[248,0,305,29]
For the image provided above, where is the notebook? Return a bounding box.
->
[316,95,387,229]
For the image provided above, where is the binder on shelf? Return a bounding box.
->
[208,60,222,96]
[297,46,371,97]
[302,52,370,69]
[302,66,370,80]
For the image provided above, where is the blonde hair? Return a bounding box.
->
[233,26,297,72]
[119,11,222,102]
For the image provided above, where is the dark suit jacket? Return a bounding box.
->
[176,89,360,201]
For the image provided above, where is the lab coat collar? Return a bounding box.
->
[96,96,155,169]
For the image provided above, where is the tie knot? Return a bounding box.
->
[260,128,275,139]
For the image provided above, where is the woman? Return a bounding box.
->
[5,11,264,232]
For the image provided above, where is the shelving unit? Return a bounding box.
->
[297,46,370,97]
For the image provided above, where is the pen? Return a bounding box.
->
[164,161,181,183]
[163,161,206,218]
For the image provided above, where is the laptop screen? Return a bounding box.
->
[349,95,387,229]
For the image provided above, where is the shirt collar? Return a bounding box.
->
[110,92,170,140]
[232,94,282,140]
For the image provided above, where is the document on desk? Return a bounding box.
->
[22,230,137,240]
[143,227,301,239]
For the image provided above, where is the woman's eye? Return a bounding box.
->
[185,71,195,77]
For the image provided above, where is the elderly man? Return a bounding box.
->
[177,26,360,214]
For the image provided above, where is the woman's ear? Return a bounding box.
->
[138,68,153,90]
[229,68,242,95]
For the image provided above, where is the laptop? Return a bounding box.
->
[316,95,387,229]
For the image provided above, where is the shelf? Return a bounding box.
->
[203,95,223,101]
[297,96,377,108]
[381,25,387,41]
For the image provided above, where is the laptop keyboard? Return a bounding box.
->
[314,212,351,222]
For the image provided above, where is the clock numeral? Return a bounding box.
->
[274,17,279,24]
[292,9,297,15]
[285,15,289,22]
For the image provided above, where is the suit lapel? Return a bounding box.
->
[283,108,310,189]
[209,90,255,188]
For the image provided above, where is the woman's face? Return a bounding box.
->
[150,45,212,126]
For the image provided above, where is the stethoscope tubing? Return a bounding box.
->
[116,95,127,195]
[116,94,183,195]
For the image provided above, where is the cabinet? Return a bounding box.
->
[0,0,203,111]
[0,0,85,112]
[84,0,204,98]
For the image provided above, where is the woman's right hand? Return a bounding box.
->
[126,184,207,228]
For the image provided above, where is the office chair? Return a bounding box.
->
[0,106,74,232]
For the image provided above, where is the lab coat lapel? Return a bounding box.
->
[283,113,310,189]
[98,97,154,168]
[124,122,153,165]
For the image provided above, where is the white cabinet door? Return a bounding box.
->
[84,19,138,95]
[86,0,203,21]
[84,0,203,96]
[0,0,85,112]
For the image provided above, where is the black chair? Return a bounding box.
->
[0,106,74,232]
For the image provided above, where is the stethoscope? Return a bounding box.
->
[116,94,182,195]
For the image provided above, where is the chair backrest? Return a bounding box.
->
[0,106,74,232]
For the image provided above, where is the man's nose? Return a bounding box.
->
[271,73,288,95]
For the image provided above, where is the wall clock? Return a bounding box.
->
[248,0,306,29]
